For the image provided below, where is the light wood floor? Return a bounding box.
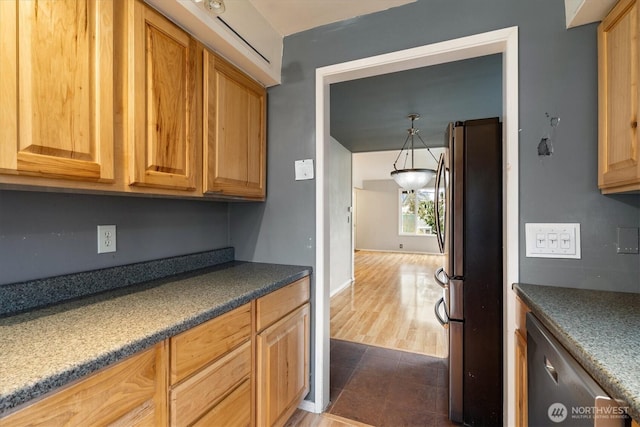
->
[330,251,448,357]
[285,411,373,427]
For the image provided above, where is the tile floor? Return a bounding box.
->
[327,339,458,427]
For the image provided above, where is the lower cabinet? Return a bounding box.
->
[0,342,167,427]
[256,304,310,427]
[0,277,311,427]
[515,296,530,427]
[168,302,252,427]
[255,277,311,427]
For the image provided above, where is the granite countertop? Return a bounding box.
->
[513,283,640,422]
[0,261,311,416]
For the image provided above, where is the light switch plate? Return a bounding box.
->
[525,223,581,259]
[294,159,314,181]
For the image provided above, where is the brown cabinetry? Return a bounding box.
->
[0,0,115,183]
[126,0,200,192]
[515,296,530,427]
[0,343,167,427]
[204,51,266,200]
[598,0,639,193]
[255,277,311,427]
[1,0,267,200]
[169,303,252,427]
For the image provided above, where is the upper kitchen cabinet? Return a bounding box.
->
[203,51,266,200]
[598,0,639,193]
[0,0,115,183]
[125,0,201,193]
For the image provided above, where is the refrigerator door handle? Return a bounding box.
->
[434,267,448,288]
[434,297,449,327]
[434,153,445,254]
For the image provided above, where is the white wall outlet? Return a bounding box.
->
[525,223,581,259]
[97,225,117,254]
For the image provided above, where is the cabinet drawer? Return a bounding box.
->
[170,303,251,384]
[0,343,166,427]
[170,340,251,427]
[256,276,310,332]
[193,379,251,427]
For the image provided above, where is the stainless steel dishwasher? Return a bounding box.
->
[527,313,630,427]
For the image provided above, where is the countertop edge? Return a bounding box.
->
[0,266,312,416]
[513,283,639,422]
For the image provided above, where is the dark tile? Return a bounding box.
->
[379,401,439,427]
[395,360,440,387]
[344,367,391,401]
[328,339,453,427]
[359,353,400,374]
[331,340,367,369]
[437,368,448,388]
[328,387,343,409]
[330,365,355,390]
[435,386,449,415]
[329,389,385,425]
[365,345,403,361]
[386,380,438,411]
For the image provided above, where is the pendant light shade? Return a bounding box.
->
[390,168,435,191]
[391,114,437,190]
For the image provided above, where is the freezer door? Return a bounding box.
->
[449,320,463,424]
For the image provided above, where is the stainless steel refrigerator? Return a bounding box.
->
[433,117,503,426]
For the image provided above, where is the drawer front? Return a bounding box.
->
[1,343,165,427]
[256,276,310,332]
[170,340,251,427]
[193,379,251,427]
[170,303,251,384]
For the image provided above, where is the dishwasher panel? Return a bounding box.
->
[526,313,629,427]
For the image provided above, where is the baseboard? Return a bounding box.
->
[330,278,353,298]
[298,399,319,413]
[354,248,443,255]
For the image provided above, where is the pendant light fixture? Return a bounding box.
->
[391,114,438,190]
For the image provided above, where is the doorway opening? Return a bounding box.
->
[313,26,519,426]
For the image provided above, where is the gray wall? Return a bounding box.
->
[230,0,640,293]
[356,180,440,254]
[229,0,640,402]
[0,190,230,285]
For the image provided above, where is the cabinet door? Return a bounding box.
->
[598,0,639,192]
[0,343,167,427]
[204,52,266,199]
[128,0,199,191]
[0,0,114,182]
[256,303,310,427]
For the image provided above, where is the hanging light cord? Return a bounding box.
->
[392,115,439,171]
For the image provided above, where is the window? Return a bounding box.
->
[399,188,444,236]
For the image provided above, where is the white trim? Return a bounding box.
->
[330,279,354,298]
[315,26,519,426]
[298,400,317,413]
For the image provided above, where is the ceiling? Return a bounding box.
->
[330,54,503,153]
[239,0,503,154]
[247,0,416,36]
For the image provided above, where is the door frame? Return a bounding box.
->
[313,26,519,426]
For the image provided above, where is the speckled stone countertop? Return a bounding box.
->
[513,283,640,422]
[0,261,311,416]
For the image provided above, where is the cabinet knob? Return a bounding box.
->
[633,121,638,129]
